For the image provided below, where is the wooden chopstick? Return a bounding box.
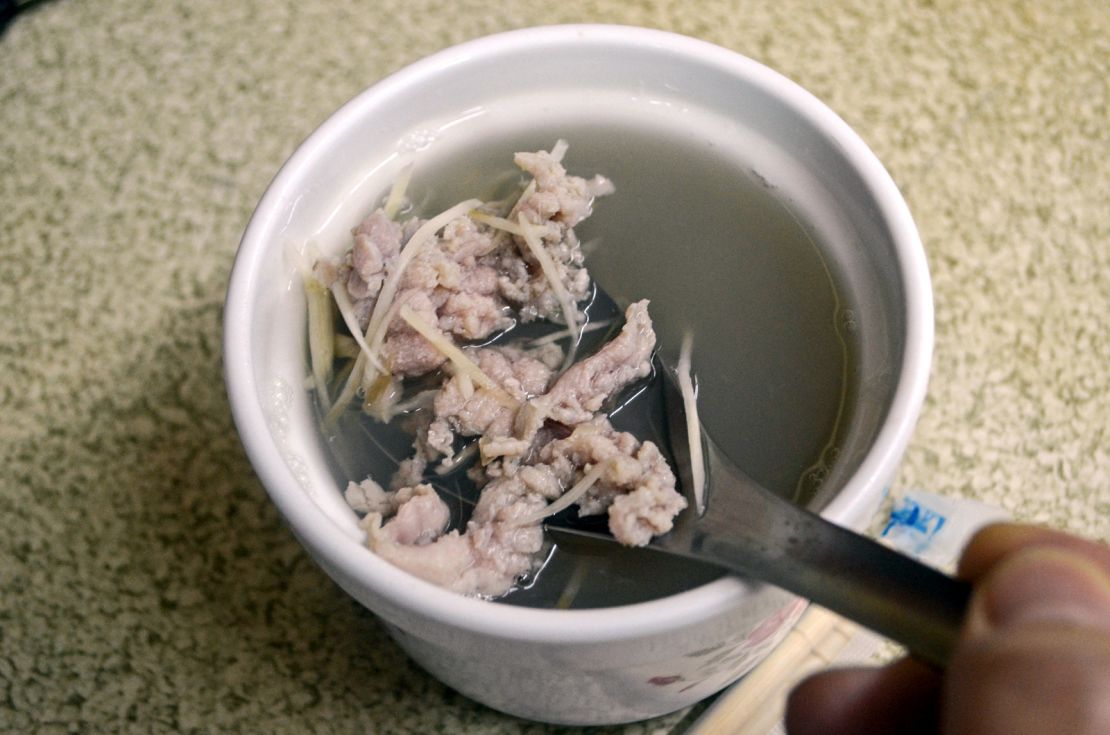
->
[687,606,862,735]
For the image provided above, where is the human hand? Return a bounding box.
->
[784,523,1110,735]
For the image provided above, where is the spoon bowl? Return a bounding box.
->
[548,354,969,667]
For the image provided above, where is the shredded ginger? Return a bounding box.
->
[397,304,519,408]
[329,283,386,374]
[359,198,483,389]
[676,333,706,515]
[382,162,413,219]
[516,213,581,371]
[304,276,335,412]
[515,460,611,527]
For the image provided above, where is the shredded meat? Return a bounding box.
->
[321,145,687,598]
[365,302,684,596]
[534,299,655,426]
[318,147,612,380]
[490,148,612,324]
[363,477,547,598]
[427,345,555,457]
[535,417,685,545]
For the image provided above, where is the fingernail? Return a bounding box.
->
[975,547,1110,633]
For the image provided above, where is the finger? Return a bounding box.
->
[963,545,1110,639]
[948,543,1110,735]
[958,523,1110,581]
[945,625,1110,735]
[784,657,940,735]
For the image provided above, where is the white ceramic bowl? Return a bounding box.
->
[224,25,931,725]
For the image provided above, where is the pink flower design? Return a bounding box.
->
[746,598,806,646]
[648,675,684,686]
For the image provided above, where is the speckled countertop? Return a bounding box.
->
[1,1,1106,732]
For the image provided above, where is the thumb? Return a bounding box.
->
[944,546,1110,735]
[965,545,1110,636]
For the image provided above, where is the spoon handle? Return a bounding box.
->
[677,488,972,668]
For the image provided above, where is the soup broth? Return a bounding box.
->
[315,117,855,609]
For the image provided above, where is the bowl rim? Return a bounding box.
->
[223,23,933,644]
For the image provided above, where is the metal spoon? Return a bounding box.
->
[547,356,971,667]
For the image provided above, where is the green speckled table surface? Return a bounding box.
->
[1,1,1106,732]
